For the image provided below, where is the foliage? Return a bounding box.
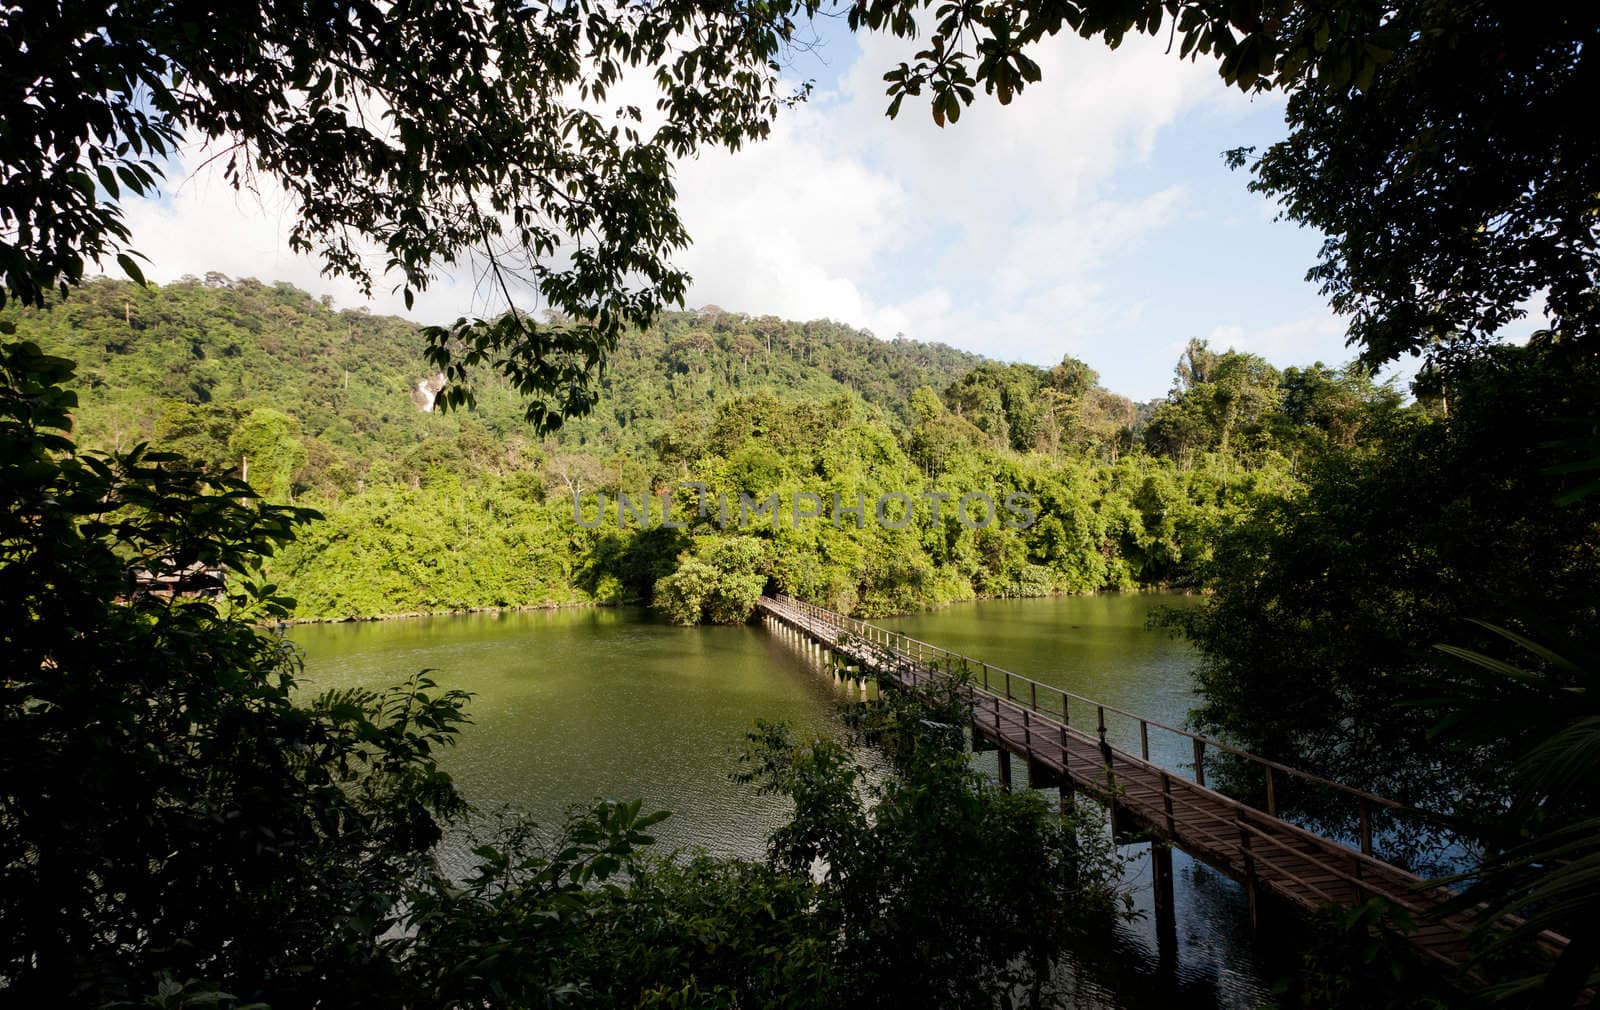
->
[1143,338,1401,472]
[391,799,677,1008]
[0,338,473,1004]
[1426,626,1600,1007]
[943,357,1139,458]
[1145,339,1281,466]
[229,408,306,502]
[270,476,597,618]
[1171,343,1600,847]
[854,0,1406,112]
[571,849,834,1010]
[3,279,979,500]
[1236,6,1600,365]
[0,0,824,430]
[1269,899,1448,1010]
[5,279,1377,622]
[736,682,1132,1009]
[652,536,769,625]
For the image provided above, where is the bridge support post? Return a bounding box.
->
[996,749,1012,792]
[1151,841,1177,965]
[1057,724,1076,816]
[1238,815,1260,932]
[970,720,996,753]
[1026,757,1060,791]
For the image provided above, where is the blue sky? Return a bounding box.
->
[123,17,1404,402]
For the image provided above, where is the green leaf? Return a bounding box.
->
[1432,644,1545,685]
[1461,620,1581,673]
[116,253,146,286]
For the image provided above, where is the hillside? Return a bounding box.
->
[11,276,990,494]
[6,276,1397,620]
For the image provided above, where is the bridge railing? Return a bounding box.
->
[767,594,1443,859]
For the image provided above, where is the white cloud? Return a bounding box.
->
[117,136,482,322]
[117,26,1339,398]
[1206,315,1348,361]
[668,29,1254,367]
[669,100,909,324]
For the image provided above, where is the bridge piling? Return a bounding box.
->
[1237,811,1260,931]
[1151,841,1177,964]
[753,594,1574,980]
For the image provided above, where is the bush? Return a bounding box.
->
[653,536,768,625]
[0,340,472,1004]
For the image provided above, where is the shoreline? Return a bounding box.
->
[278,598,616,626]
[278,584,1206,627]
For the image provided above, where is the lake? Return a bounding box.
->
[291,593,1294,1009]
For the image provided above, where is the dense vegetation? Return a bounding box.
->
[0,345,1132,1005]
[1178,342,1600,818]
[8,278,1402,622]
[7,0,1599,1004]
[1162,337,1600,1001]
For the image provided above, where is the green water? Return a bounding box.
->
[291,594,1285,1009]
[291,606,850,860]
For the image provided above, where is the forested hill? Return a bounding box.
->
[11,275,990,487]
[7,275,1402,621]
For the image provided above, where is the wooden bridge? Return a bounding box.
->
[756,594,1571,980]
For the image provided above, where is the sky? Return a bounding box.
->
[120,18,1393,403]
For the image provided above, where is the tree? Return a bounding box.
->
[944,362,1046,453]
[910,385,944,424]
[155,401,238,472]
[653,536,769,625]
[1274,362,1403,464]
[667,329,717,388]
[1203,350,1281,457]
[228,407,307,501]
[1171,343,1600,841]
[0,339,472,1004]
[1145,341,1281,466]
[1174,337,1219,395]
[1085,387,1138,461]
[1235,7,1600,366]
[1046,354,1094,398]
[1,0,812,431]
[731,331,762,373]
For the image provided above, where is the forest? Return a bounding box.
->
[4,1,1599,1008]
[7,277,1400,622]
